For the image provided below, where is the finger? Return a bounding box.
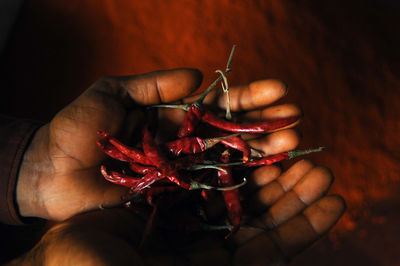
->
[220,80,287,112]
[219,79,288,111]
[272,195,346,257]
[57,69,202,162]
[111,68,203,105]
[245,160,314,213]
[239,103,302,122]
[257,166,334,228]
[183,79,288,112]
[234,195,346,265]
[244,165,282,193]
[79,68,202,120]
[246,129,300,156]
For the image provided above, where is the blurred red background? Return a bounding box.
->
[1,0,399,264]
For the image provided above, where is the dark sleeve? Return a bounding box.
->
[0,115,43,225]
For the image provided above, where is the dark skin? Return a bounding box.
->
[9,161,344,266]
[12,69,345,265]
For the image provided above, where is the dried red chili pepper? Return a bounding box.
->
[243,147,324,167]
[218,151,242,238]
[177,104,204,138]
[141,128,207,190]
[100,165,164,192]
[98,131,153,165]
[221,136,265,162]
[165,135,208,156]
[165,134,238,157]
[220,135,252,162]
[129,163,156,175]
[102,163,188,193]
[153,103,299,135]
[95,45,326,244]
[243,153,288,167]
[141,128,168,167]
[96,134,134,163]
[141,127,247,191]
[176,46,236,138]
[201,110,299,133]
[132,154,205,181]
[141,127,190,188]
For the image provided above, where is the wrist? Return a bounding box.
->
[16,125,51,219]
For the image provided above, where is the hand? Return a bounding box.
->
[9,161,345,266]
[16,68,301,221]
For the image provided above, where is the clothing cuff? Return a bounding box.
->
[0,115,44,225]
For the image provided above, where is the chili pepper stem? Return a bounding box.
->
[151,45,236,111]
[215,70,232,120]
[211,161,244,166]
[215,69,232,120]
[225,44,236,72]
[190,178,247,191]
[187,164,229,174]
[200,223,266,232]
[195,45,236,105]
[149,104,190,111]
[210,147,325,166]
[288,147,325,159]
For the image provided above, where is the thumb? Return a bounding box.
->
[57,68,202,142]
[99,68,203,107]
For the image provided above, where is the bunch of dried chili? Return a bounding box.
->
[96,46,322,241]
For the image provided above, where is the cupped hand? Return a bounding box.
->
[16,69,300,221]
[9,161,345,266]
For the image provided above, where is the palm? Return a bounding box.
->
[137,161,344,265]
[44,82,141,220]
[22,160,344,266]
[28,69,206,220]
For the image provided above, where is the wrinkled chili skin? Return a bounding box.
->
[96,137,134,163]
[130,153,205,176]
[108,137,152,165]
[244,152,290,167]
[142,128,192,189]
[218,154,242,238]
[101,165,163,191]
[201,110,299,133]
[163,167,191,190]
[129,163,156,175]
[220,136,251,162]
[98,131,153,165]
[131,170,165,192]
[142,127,169,168]
[165,137,206,156]
[177,104,204,138]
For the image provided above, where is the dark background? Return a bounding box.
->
[1,1,399,264]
